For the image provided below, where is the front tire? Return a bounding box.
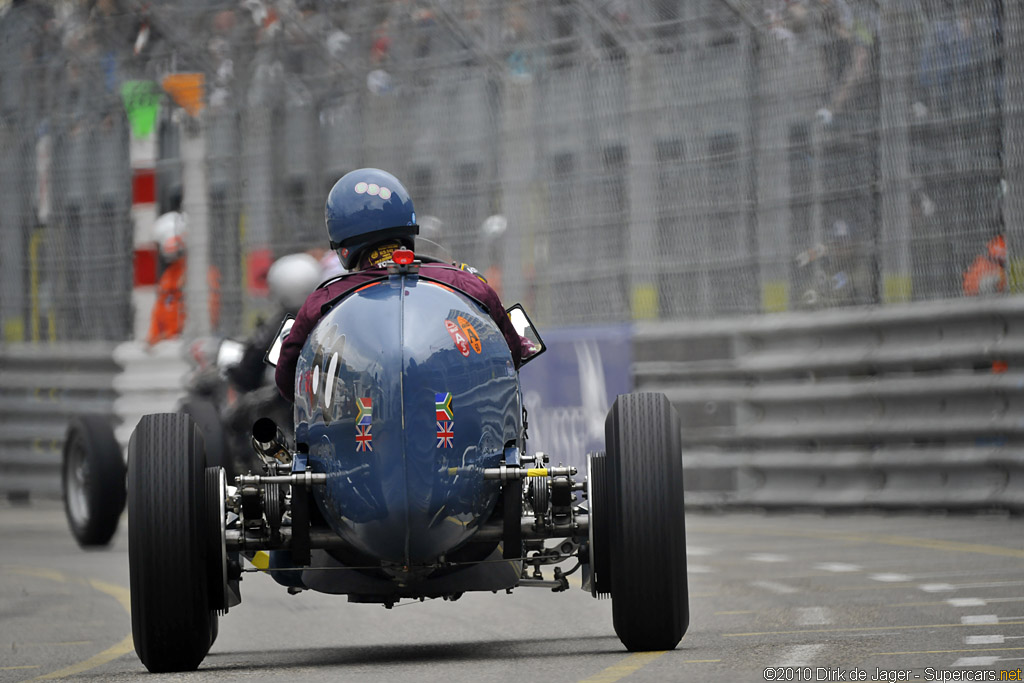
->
[62,415,126,547]
[605,393,689,651]
[128,413,216,672]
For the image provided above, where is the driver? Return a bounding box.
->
[275,168,529,401]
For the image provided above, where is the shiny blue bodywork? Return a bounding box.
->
[294,273,521,577]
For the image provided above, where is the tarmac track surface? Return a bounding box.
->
[1,501,1022,683]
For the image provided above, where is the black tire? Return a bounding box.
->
[62,415,127,547]
[128,413,216,672]
[605,393,689,652]
[180,398,227,473]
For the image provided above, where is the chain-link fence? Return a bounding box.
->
[0,0,1020,343]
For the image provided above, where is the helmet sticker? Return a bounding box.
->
[444,319,471,357]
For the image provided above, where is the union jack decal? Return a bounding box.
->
[356,397,372,426]
[435,392,453,421]
[355,424,373,452]
[436,421,454,448]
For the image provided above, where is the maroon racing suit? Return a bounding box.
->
[275,261,525,401]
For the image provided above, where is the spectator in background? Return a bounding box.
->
[963,234,1007,297]
[814,0,877,126]
[146,189,221,345]
[147,190,188,345]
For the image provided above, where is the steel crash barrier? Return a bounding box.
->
[633,297,1024,511]
[0,341,187,501]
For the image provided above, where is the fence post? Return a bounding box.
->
[878,1,915,304]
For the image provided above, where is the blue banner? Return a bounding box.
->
[518,324,633,470]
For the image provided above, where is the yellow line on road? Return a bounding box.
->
[578,652,667,683]
[28,635,134,681]
[725,620,1024,637]
[1,566,134,682]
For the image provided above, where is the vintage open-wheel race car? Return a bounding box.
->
[125,254,689,672]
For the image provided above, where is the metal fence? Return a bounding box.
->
[0,0,1021,343]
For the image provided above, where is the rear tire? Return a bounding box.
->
[128,413,216,672]
[605,393,689,651]
[62,415,126,547]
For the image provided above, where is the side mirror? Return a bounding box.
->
[506,304,546,365]
[264,315,295,368]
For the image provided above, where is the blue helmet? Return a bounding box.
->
[325,168,418,269]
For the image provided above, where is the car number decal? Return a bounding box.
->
[456,316,482,354]
[444,319,471,357]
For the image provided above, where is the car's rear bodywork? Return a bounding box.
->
[292,275,522,595]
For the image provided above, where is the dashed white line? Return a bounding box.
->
[870,573,913,582]
[965,635,1005,645]
[920,583,956,593]
[961,615,999,625]
[814,562,861,573]
[751,580,799,595]
[777,644,826,666]
[686,546,717,557]
[947,598,987,607]
[953,656,1001,667]
[748,553,789,563]
[688,565,711,574]
[796,607,832,626]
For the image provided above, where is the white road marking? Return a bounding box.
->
[751,580,798,595]
[814,562,861,573]
[796,607,832,626]
[965,635,1005,645]
[777,644,826,666]
[920,583,956,592]
[870,573,913,582]
[948,598,987,607]
[748,553,789,563]
[953,656,1001,667]
[961,615,999,625]
[688,564,711,574]
[686,546,717,557]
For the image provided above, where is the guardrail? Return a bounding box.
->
[0,343,120,500]
[0,340,189,502]
[633,297,1024,511]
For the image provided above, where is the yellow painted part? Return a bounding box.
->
[761,280,789,313]
[526,468,548,477]
[630,284,658,320]
[29,229,42,342]
[252,551,271,570]
[882,273,913,303]
[1009,257,1024,294]
[3,318,25,343]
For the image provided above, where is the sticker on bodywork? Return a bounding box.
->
[444,319,471,357]
[436,392,454,448]
[456,316,482,354]
[436,422,454,448]
[356,397,373,451]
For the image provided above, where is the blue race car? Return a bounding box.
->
[126,255,689,673]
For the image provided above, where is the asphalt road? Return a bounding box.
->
[2,501,1023,683]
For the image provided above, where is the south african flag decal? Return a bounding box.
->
[435,393,453,421]
[357,397,372,426]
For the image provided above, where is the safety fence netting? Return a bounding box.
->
[0,0,1017,342]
